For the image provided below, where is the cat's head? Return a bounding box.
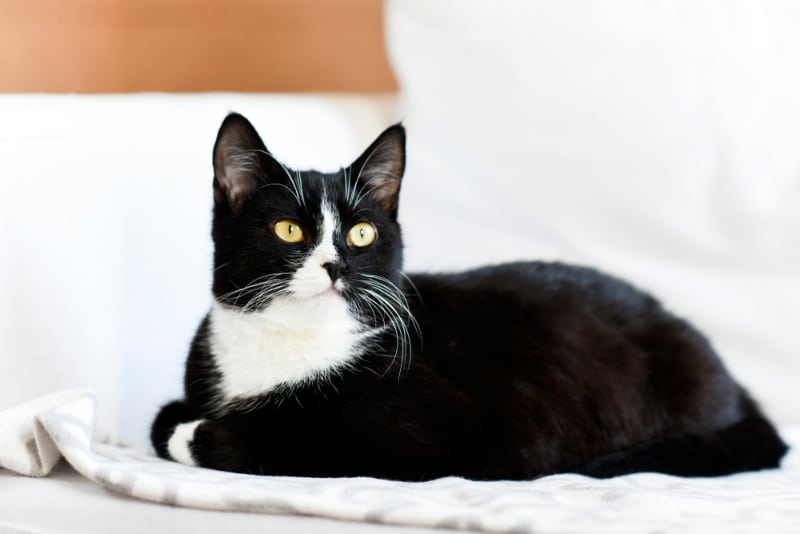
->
[210,112,406,317]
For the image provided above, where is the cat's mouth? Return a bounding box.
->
[316,286,340,298]
[287,268,347,300]
[311,280,346,299]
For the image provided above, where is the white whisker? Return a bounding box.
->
[216,272,290,311]
[351,272,420,376]
[245,148,304,206]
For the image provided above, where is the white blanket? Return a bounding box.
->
[1,390,798,534]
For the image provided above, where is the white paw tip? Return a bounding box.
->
[167,420,202,466]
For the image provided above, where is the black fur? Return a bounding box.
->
[151,113,787,480]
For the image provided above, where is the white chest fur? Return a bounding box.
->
[209,295,371,400]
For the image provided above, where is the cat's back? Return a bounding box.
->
[408,260,662,328]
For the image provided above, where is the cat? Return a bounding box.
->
[151,112,787,480]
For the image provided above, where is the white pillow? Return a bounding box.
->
[387,0,800,423]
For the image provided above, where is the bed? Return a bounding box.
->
[2,1,799,532]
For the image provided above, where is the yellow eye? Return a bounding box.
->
[348,222,377,247]
[274,219,304,243]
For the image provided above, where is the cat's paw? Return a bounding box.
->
[167,420,203,466]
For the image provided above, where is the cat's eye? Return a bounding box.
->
[274,219,304,243]
[348,222,377,247]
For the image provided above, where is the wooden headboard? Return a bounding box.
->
[0,0,397,92]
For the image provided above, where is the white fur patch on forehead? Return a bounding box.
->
[317,200,340,263]
[286,200,340,298]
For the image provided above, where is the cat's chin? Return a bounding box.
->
[315,287,340,298]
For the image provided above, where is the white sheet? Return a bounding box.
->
[2,390,798,534]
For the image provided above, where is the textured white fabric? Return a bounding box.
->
[387,0,800,424]
[1,390,799,534]
[0,468,439,534]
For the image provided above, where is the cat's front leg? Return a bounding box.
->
[162,408,440,478]
[165,417,261,473]
[166,420,204,467]
[151,399,199,460]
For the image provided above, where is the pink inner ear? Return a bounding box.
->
[348,123,405,214]
[224,177,257,213]
[215,147,260,213]
[365,173,401,212]
[360,139,404,212]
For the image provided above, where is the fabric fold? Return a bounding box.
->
[0,389,94,477]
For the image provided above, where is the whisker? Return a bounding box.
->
[357,289,408,372]
[293,170,306,207]
[359,273,422,339]
[213,261,232,273]
[353,180,387,208]
[244,148,304,207]
[215,272,290,311]
[252,181,302,201]
[351,272,421,376]
[399,272,423,306]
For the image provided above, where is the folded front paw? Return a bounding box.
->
[167,420,203,466]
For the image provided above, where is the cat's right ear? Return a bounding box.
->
[212,113,269,214]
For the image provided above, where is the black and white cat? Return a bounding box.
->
[151,113,787,480]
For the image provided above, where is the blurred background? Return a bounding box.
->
[1,0,798,449]
[0,0,397,92]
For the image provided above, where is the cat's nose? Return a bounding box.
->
[322,262,348,282]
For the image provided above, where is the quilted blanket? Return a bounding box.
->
[1,390,798,534]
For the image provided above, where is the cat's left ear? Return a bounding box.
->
[350,124,406,218]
